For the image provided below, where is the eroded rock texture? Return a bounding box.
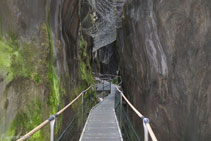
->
[91,43,119,75]
[117,0,211,140]
[0,0,93,140]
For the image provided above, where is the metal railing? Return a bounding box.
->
[115,91,141,141]
[17,85,94,141]
[56,93,95,141]
[92,72,121,78]
[115,86,158,141]
[16,76,157,141]
[96,78,112,91]
[94,73,121,92]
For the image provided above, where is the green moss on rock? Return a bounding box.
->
[0,34,48,84]
[46,23,61,115]
[0,23,63,140]
[79,34,94,86]
[0,20,97,140]
[6,100,43,140]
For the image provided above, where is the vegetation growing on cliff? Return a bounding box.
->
[0,32,48,84]
[69,33,97,133]
[0,23,63,140]
[0,19,97,141]
[79,33,95,90]
[46,23,61,115]
[8,100,43,141]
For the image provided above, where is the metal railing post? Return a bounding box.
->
[143,118,149,141]
[49,115,56,141]
[110,79,112,93]
[82,92,84,123]
[103,80,104,91]
[120,93,122,129]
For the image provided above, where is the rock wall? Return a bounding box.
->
[91,43,119,75]
[117,0,211,140]
[0,0,95,140]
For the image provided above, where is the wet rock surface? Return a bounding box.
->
[117,0,211,140]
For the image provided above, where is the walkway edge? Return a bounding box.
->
[114,109,123,141]
[79,108,91,141]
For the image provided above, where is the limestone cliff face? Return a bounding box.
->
[117,0,211,140]
[0,0,94,140]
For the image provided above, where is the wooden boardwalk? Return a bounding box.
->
[80,84,123,141]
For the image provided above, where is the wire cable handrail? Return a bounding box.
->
[17,85,94,141]
[116,86,158,141]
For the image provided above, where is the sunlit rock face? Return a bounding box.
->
[0,0,83,139]
[117,0,211,140]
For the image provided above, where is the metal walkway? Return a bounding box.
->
[80,84,123,141]
[17,76,157,141]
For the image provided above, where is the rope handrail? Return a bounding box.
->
[116,86,158,141]
[17,85,94,141]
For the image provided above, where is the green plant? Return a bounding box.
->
[112,76,119,85]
